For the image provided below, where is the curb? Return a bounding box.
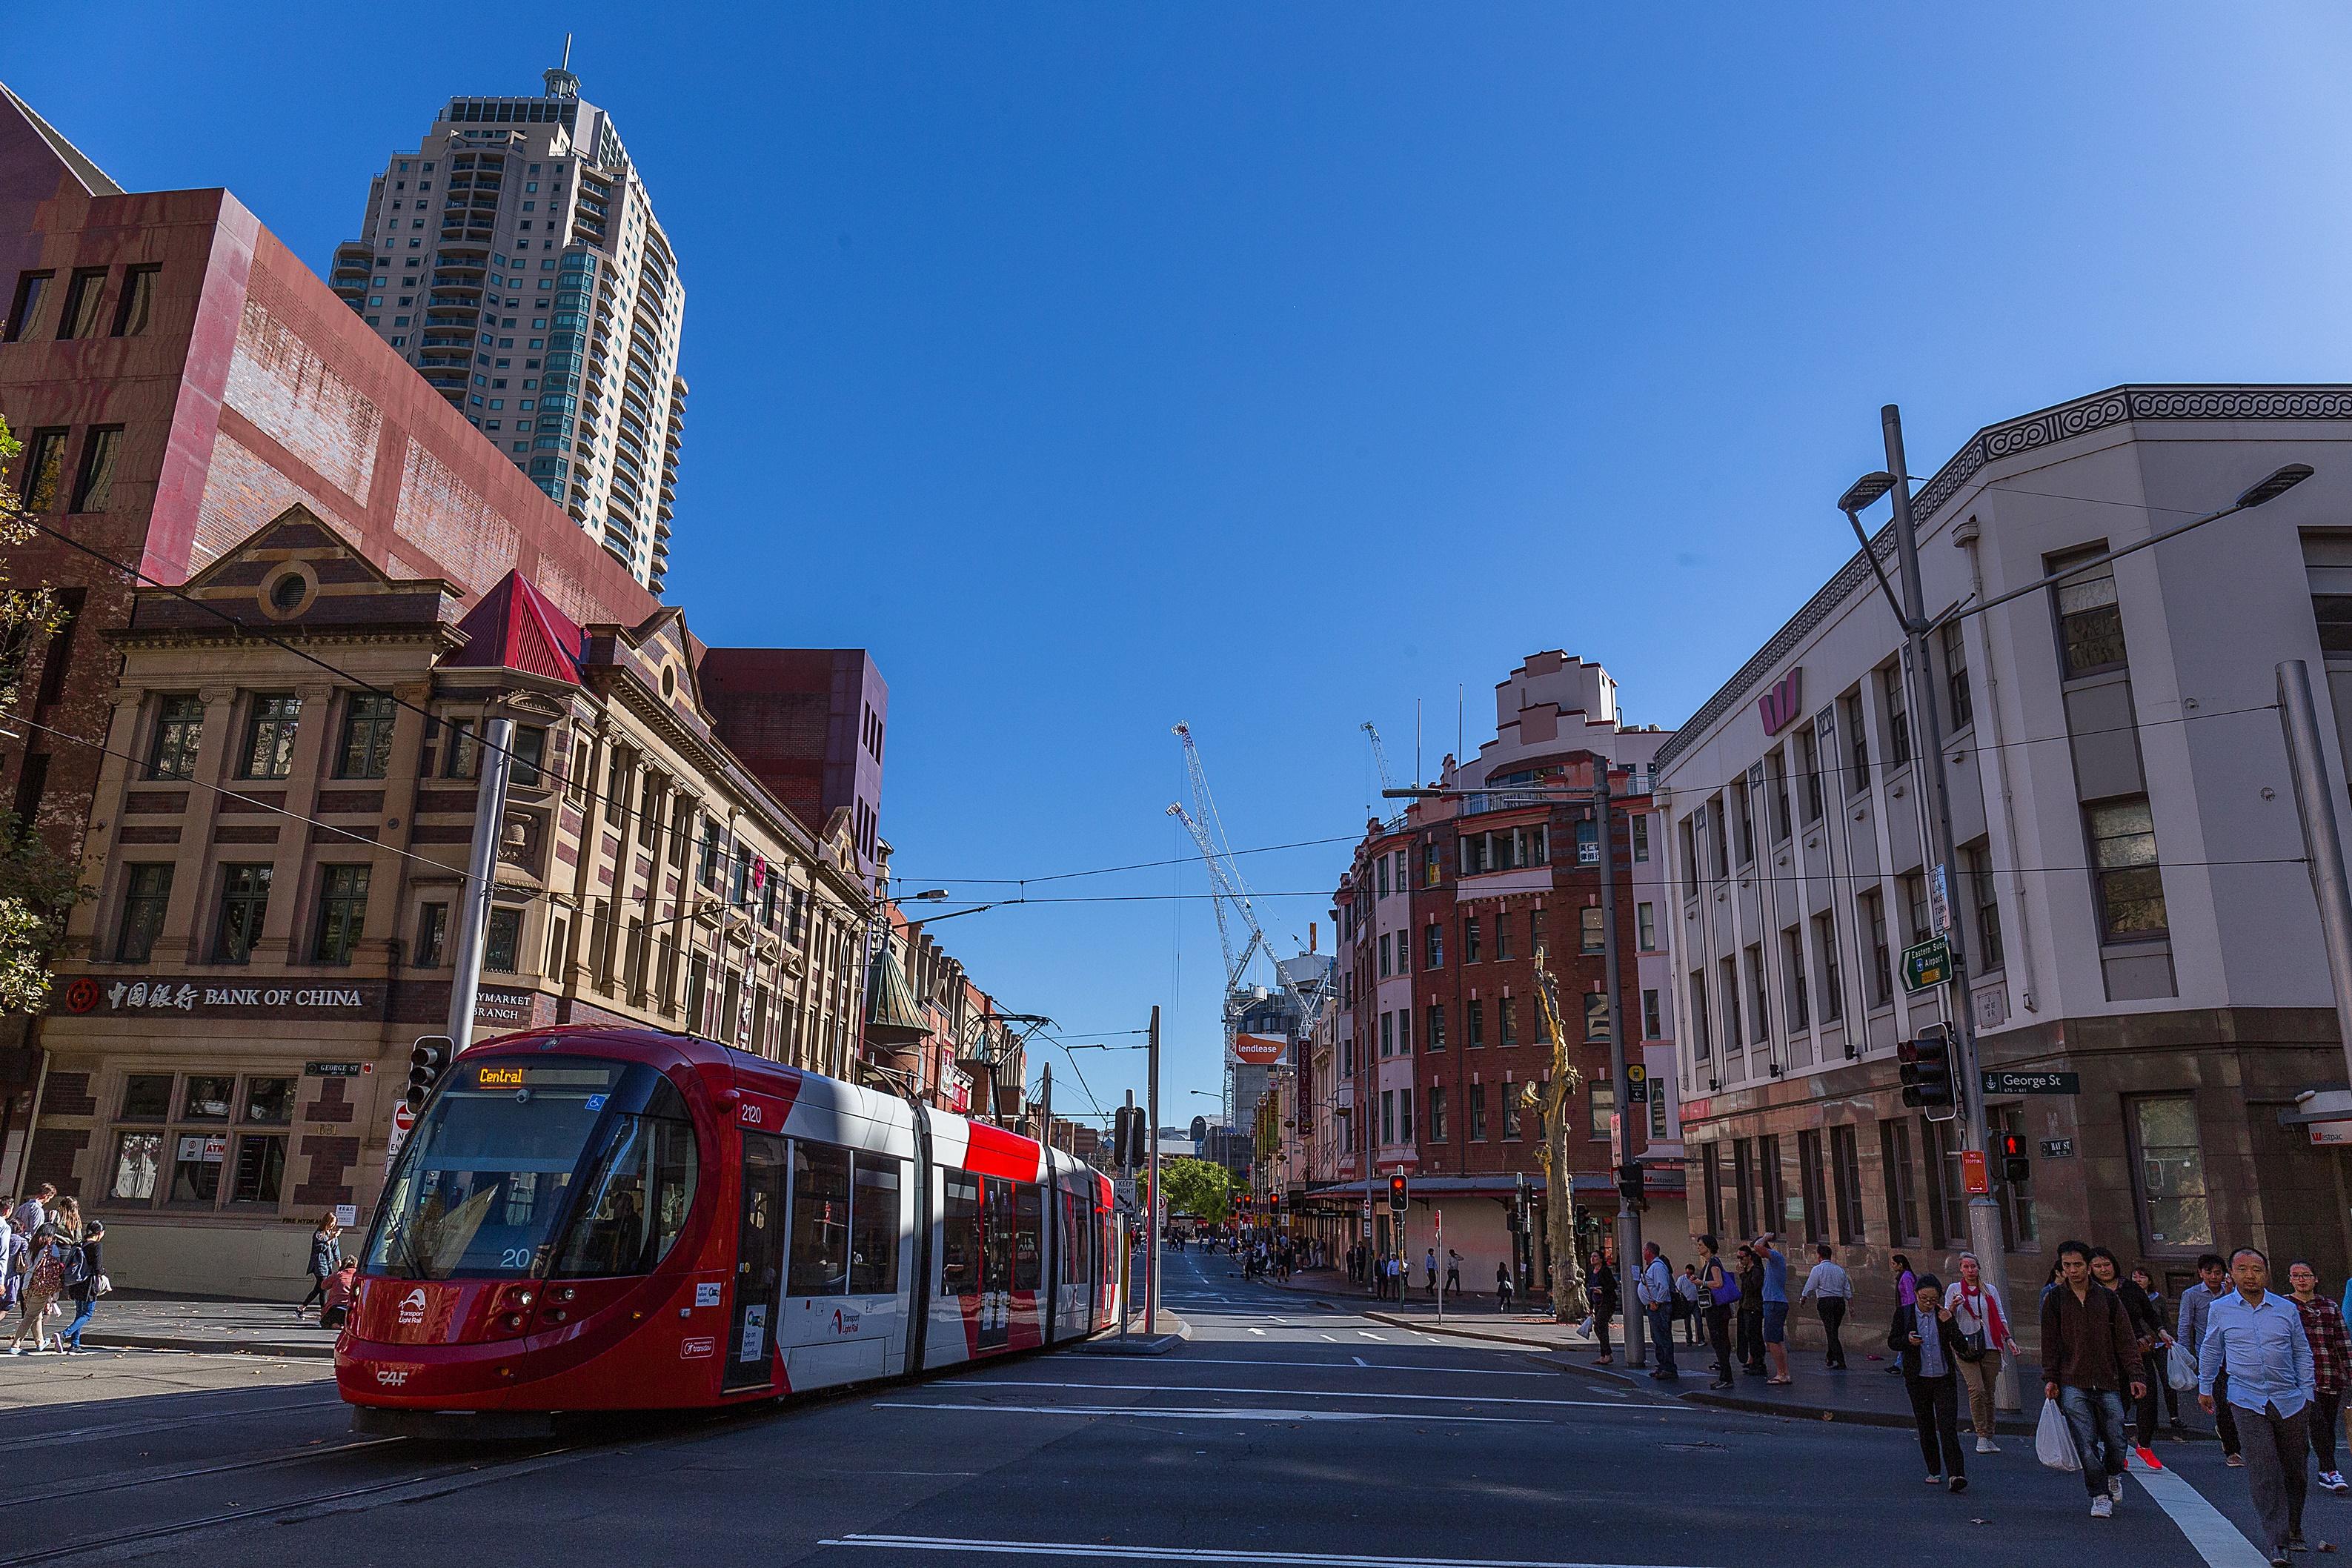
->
[1072,1312,1193,1357]
[1363,1310,1569,1351]
[79,1332,338,1360]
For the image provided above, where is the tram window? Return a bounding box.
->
[788,1141,851,1295]
[941,1173,980,1297]
[1060,1190,1086,1285]
[1012,1183,1043,1292]
[849,1154,902,1295]
[550,1090,698,1278]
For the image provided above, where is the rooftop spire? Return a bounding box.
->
[543,36,579,101]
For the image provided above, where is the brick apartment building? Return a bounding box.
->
[1308,654,1685,1298]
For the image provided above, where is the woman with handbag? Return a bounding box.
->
[1698,1235,1738,1390]
[1892,1270,1970,1492]
[1944,1252,2021,1455]
[1588,1252,1619,1364]
[59,1221,104,1355]
[2090,1246,2169,1455]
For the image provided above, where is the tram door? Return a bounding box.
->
[977,1176,1015,1352]
[725,1132,788,1391]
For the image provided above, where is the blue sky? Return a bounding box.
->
[16,3,2352,1126]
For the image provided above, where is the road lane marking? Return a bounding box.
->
[1358,1332,1387,1341]
[940,1379,1674,1411]
[1084,1355,1561,1378]
[1320,1335,1339,1343]
[1351,1355,1368,1367]
[2130,1463,2270,1566]
[821,1535,1691,1566]
[1249,1328,1267,1336]
[871,1402,1543,1424]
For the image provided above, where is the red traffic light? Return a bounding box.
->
[1386,1175,1409,1214]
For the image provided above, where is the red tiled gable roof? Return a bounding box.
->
[442,570,585,685]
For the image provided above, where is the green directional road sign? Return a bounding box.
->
[1901,936,1951,993]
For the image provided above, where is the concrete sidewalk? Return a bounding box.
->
[39,1292,339,1359]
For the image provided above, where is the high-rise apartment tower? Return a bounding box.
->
[331,59,685,591]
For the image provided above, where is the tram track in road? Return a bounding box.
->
[0,1435,404,1510]
[0,1393,348,1455]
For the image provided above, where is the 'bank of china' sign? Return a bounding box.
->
[58,975,376,1017]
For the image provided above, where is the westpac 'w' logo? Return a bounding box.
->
[1757,670,1804,735]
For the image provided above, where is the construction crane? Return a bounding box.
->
[1170,722,1334,1130]
[1361,722,1396,796]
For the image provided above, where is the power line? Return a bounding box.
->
[894,832,1361,888]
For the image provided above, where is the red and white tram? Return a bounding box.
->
[337,1026,1118,1432]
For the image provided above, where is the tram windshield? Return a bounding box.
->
[366,1057,698,1280]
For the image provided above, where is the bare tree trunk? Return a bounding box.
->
[1547,1114,1589,1323]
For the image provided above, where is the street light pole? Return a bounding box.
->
[1597,769,1644,1368]
[1146,1003,1162,1335]
[1875,406,2009,1401]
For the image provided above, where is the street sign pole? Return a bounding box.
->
[1146,1004,1162,1337]
[1435,1209,1445,1320]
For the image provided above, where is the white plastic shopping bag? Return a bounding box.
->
[2167,1341,2197,1392]
[2036,1398,2082,1471]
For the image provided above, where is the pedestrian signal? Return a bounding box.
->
[1615,1162,1644,1201]
[1387,1175,1409,1214]
[1996,1130,2031,1185]
[1112,1106,1145,1170]
[1898,1027,1956,1115]
[405,1034,454,1115]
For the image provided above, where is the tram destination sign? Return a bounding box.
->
[1982,1070,2081,1096]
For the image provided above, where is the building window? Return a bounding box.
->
[2087,796,2167,941]
[1631,814,1650,862]
[1469,1083,1486,1140]
[1744,943,1769,1045]
[1878,1118,1920,1246]
[1732,777,1755,866]
[1880,664,1911,768]
[1580,905,1604,954]
[1499,998,1518,1048]
[1903,872,1930,948]
[1649,1083,1669,1140]
[1829,1124,1864,1243]
[1797,1129,1827,1243]
[483,906,523,972]
[1969,845,2004,969]
[336,694,396,779]
[1995,1104,2037,1248]
[2051,545,2127,678]
[1641,988,1661,1039]
[1861,889,1891,1006]
[112,265,159,336]
[1758,1132,1787,1230]
[1381,1089,1395,1145]
[56,268,107,339]
[1375,856,1389,897]
[1679,816,1699,896]
[1707,802,1729,880]
[443,717,480,779]
[1379,933,1392,978]
[116,864,173,963]
[1589,1081,1615,1142]
[1732,1139,1755,1237]
[1464,917,1481,964]
[1841,692,1868,796]
[1766,752,1791,842]
[213,863,272,963]
[1425,1003,1446,1051]
[4,270,53,342]
[1398,1088,1414,1142]
[1701,1144,1724,1238]
[2131,1094,2212,1250]
[1780,928,1809,1032]
[1690,971,1710,1061]
[108,1131,162,1201]
[1584,992,1609,1041]
[1466,1000,1484,1048]
[1922,1116,1967,1249]
[1424,923,1443,968]
[1381,1010,1395,1058]
[1423,843,1441,886]
[1943,620,1973,730]
[416,901,449,968]
[70,425,122,511]
[1718,957,1741,1048]
[1801,718,1826,823]
[16,427,67,510]
[1635,902,1655,951]
[312,865,371,964]
[510,724,546,787]
[1429,1086,1446,1143]
[147,696,205,780]
[1496,914,1513,961]
[240,694,302,780]
[1501,1082,1519,1140]
[1813,911,1844,1025]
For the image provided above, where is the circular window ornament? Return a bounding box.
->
[661,665,677,699]
[258,564,318,620]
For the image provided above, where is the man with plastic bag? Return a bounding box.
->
[2040,1239,2145,1519]
[2179,1252,2242,1464]
[2200,1246,2316,1567]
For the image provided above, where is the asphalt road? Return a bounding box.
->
[0,1252,2329,1567]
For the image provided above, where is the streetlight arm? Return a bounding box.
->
[1934,496,2252,631]
[1844,507,1912,631]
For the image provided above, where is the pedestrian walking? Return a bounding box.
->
[1446,1249,1461,1295]
[1676,1263,1704,1346]
[1754,1235,1793,1384]
[1889,1252,1917,1375]
[1944,1252,2020,1455]
[14,1183,51,1240]
[1588,1252,1618,1364]
[2135,1266,2185,1432]
[299,1212,342,1322]
[0,1200,20,1315]
[1800,1243,1854,1370]
[1892,1269,1970,1492]
[1638,1241,1679,1381]
[1424,1247,1438,1298]
[1735,1244,1766,1375]
[2179,1252,2242,1464]
[1698,1234,1737,1390]
[2043,1238,2147,1520]
[2199,1246,2315,1565]
[2286,1260,2351,1494]
[2090,1246,2170,1458]
[1495,1260,1515,1312]
[8,1220,70,1355]
[58,1221,104,1354]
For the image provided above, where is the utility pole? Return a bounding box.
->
[447,716,517,1053]
[1117,1086,1137,1341]
[1363,1001,1378,1293]
[1146,1003,1163,1335]
[1596,771,1644,1367]
[2279,661,2352,1085]
[1880,406,2008,1398]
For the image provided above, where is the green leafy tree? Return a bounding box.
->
[0,414,76,1014]
[1157,1155,1232,1225]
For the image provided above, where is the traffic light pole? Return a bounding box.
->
[1146,1004,1162,1336]
[1881,407,2011,1408]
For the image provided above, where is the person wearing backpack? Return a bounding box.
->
[1698,1234,1738,1389]
[10,1229,67,1354]
[59,1221,104,1355]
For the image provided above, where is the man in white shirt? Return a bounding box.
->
[1799,1244,1855,1369]
[1638,1242,1680,1381]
